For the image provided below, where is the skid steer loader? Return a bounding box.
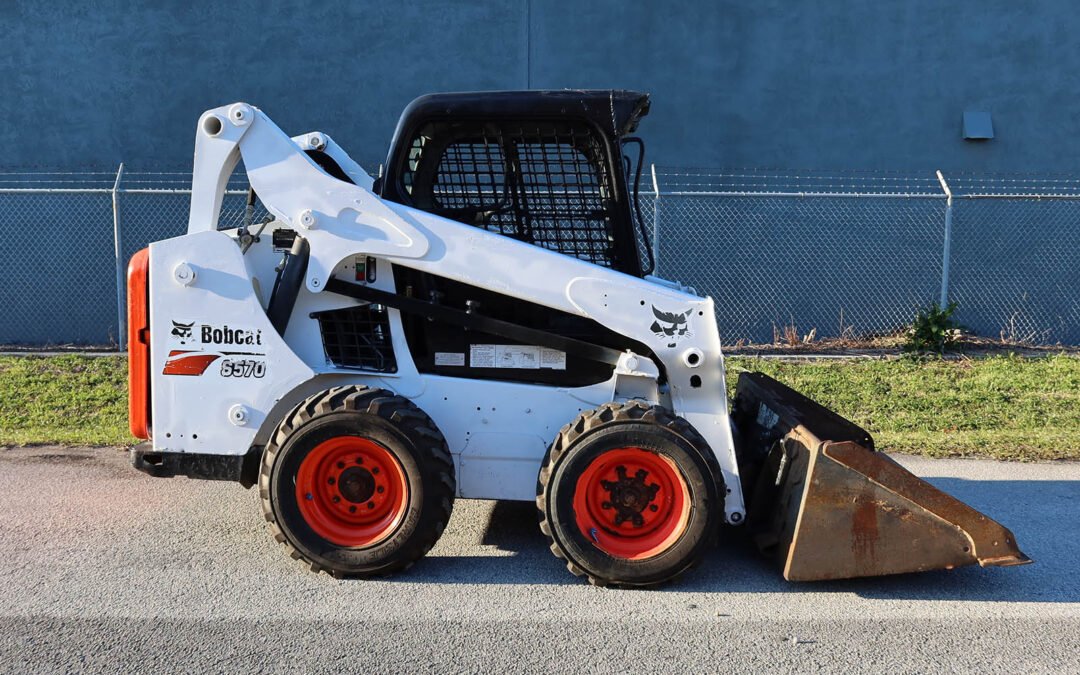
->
[127,91,1029,586]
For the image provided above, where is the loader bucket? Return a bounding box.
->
[732,372,1031,582]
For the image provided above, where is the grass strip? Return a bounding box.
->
[1,354,1076,460]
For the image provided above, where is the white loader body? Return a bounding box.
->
[145,103,746,523]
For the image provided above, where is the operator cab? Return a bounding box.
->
[266,91,660,387]
[360,90,659,387]
[378,90,654,276]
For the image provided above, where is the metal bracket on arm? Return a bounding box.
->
[291,131,375,190]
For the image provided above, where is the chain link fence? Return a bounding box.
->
[651,169,1080,346]
[0,167,1076,347]
[943,175,1080,345]
[0,168,268,347]
[0,174,117,345]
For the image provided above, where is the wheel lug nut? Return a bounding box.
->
[328,477,335,485]
[367,501,375,509]
[372,467,380,475]
[649,504,658,512]
[305,493,313,501]
[601,502,612,510]
[377,486,384,494]
[356,457,363,464]
[332,496,340,503]
[337,462,345,469]
[349,505,357,513]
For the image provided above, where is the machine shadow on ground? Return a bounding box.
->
[408,478,1078,604]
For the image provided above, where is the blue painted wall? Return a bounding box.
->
[2,1,1077,346]
[3,1,1078,172]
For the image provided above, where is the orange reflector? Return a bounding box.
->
[127,248,151,439]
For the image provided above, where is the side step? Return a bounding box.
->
[732,372,1031,581]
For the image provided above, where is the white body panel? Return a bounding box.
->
[154,103,746,522]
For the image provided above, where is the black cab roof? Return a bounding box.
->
[387,89,651,150]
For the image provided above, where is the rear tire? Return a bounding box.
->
[537,401,722,587]
[259,386,455,578]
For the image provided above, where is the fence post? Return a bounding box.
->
[112,163,125,351]
[936,170,953,307]
[650,163,661,276]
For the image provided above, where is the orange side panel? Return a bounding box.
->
[127,248,151,439]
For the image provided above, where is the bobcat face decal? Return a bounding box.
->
[171,320,195,344]
[650,306,693,348]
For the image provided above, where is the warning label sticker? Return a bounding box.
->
[434,352,465,366]
[539,348,567,370]
[469,345,566,370]
[497,345,539,369]
[469,344,497,368]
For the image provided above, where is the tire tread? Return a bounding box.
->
[536,400,720,587]
[259,385,455,578]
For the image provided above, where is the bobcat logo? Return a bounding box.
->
[650,306,692,348]
[171,320,194,344]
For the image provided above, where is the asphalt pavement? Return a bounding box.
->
[0,446,1077,673]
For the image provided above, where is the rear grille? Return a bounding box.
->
[314,304,396,372]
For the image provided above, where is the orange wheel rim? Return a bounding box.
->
[573,447,690,560]
[295,437,409,547]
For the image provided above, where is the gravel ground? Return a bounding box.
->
[0,446,1077,673]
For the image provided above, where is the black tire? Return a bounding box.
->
[537,401,723,587]
[259,385,455,578]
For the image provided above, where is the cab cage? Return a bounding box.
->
[379,90,652,276]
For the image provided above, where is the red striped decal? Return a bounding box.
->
[163,350,221,376]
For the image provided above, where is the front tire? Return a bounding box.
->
[259,386,455,577]
[538,401,723,587]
